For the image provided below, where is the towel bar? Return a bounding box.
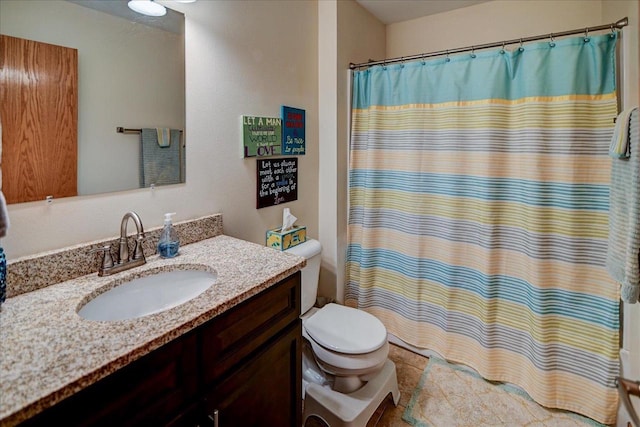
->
[116,127,183,134]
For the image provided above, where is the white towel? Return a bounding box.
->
[0,191,9,238]
[156,128,171,148]
[609,107,637,158]
[607,108,640,302]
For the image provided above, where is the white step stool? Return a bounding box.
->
[303,359,401,427]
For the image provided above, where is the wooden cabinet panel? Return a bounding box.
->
[201,272,300,384]
[0,35,78,204]
[21,332,198,427]
[165,402,203,427]
[203,322,303,427]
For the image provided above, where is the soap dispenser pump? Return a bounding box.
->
[158,212,179,258]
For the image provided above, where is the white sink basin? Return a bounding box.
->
[78,268,217,321]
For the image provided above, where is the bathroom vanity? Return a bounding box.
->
[22,273,302,427]
[0,229,305,427]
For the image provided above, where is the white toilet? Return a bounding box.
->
[286,239,400,426]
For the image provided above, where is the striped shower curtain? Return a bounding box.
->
[346,33,619,424]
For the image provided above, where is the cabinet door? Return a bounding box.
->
[165,402,204,427]
[21,333,199,427]
[203,322,302,427]
[201,272,300,385]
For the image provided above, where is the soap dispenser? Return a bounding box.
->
[158,212,179,258]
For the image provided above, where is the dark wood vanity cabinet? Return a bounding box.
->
[21,333,200,427]
[21,272,302,427]
[197,269,302,427]
[197,323,302,427]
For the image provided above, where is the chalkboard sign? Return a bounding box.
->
[281,106,305,155]
[257,158,298,208]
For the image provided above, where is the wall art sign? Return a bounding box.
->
[257,157,298,208]
[242,115,282,158]
[281,106,305,155]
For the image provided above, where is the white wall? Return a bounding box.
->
[318,1,339,300]
[318,0,385,302]
[2,0,319,259]
[0,0,184,195]
[386,0,604,57]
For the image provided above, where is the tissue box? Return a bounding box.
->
[266,226,307,251]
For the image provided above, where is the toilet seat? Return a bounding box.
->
[302,303,389,374]
[307,337,389,374]
[303,303,387,354]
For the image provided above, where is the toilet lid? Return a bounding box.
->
[303,303,387,354]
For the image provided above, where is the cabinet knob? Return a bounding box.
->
[207,409,219,427]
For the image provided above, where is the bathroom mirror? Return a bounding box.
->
[0,0,185,204]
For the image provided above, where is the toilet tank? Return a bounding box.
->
[285,239,322,313]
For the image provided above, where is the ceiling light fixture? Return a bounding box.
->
[127,0,167,17]
[174,0,197,3]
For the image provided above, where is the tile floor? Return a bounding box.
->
[304,343,427,427]
[304,343,598,427]
[366,343,427,426]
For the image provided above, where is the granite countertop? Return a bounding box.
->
[0,235,305,426]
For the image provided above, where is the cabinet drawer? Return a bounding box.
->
[201,271,300,384]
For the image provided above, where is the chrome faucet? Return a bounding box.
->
[118,211,146,265]
[92,211,146,276]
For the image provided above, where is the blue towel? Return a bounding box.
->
[607,108,640,302]
[140,128,184,188]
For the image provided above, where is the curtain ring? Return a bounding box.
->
[400,57,405,68]
[445,49,450,62]
[584,27,590,42]
[549,33,555,48]
[421,53,426,65]
[500,41,505,54]
[518,38,524,52]
[470,46,476,58]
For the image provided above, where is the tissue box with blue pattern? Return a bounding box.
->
[266,226,306,251]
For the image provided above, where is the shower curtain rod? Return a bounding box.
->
[349,17,628,70]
